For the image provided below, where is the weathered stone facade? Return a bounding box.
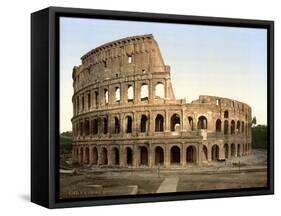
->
[71,34,252,168]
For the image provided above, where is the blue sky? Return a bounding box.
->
[60,17,267,132]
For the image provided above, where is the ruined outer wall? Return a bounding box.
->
[71,34,252,168]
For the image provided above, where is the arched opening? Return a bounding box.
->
[140,146,148,166]
[231,143,235,157]
[126,116,133,133]
[140,84,149,101]
[237,121,241,133]
[224,144,229,159]
[104,89,108,105]
[224,120,229,135]
[103,117,108,134]
[94,91,99,107]
[216,119,222,132]
[155,146,164,165]
[92,147,98,165]
[79,122,84,136]
[140,115,148,133]
[114,117,120,134]
[115,87,120,102]
[155,83,164,98]
[112,147,119,165]
[128,85,134,102]
[203,145,208,161]
[170,146,181,164]
[197,116,207,129]
[188,117,194,131]
[81,95,84,111]
[237,144,241,156]
[92,118,98,135]
[170,114,181,132]
[224,110,229,118]
[75,148,79,162]
[101,147,108,165]
[231,120,235,134]
[211,145,219,161]
[155,114,164,132]
[126,147,133,166]
[242,121,245,134]
[87,92,91,109]
[216,99,221,106]
[80,147,84,164]
[84,120,90,136]
[85,147,90,164]
[127,55,132,64]
[186,146,197,164]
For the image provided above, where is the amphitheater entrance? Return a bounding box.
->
[170,146,181,164]
[211,145,219,161]
[186,146,196,164]
[92,147,98,165]
[112,147,119,165]
[80,148,84,164]
[101,148,108,165]
[224,144,229,159]
[140,115,148,133]
[85,147,90,164]
[126,147,133,166]
[155,146,164,165]
[202,145,208,161]
[231,144,235,157]
[237,144,241,156]
[140,146,148,166]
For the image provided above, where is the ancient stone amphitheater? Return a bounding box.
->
[71,34,252,168]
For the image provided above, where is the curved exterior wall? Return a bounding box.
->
[71,34,252,168]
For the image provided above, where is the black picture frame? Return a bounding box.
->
[31,6,274,209]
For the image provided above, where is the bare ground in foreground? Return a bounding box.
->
[59,149,267,199]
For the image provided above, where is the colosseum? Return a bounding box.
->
[71,34,252,168]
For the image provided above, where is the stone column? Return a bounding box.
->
[165,110,170,132]
[148,143,153,168]
[120,113,124,137]
[149,80,154,104]
[134,81,140,104]
[207,144,212,162]
[164,78,168,99]
[121,83,128,105]
[89,146,93,165]
[219,144,224,160]
[149,112,154,136]
[120,146,125,167]
[133,145,139,167]
[133,112,138,136]
[182,144,186,166]
[83,147,87,164]
[165,145,170,168]
[181,109,186,132]
[107,147,112,166]
[197,143,202,165]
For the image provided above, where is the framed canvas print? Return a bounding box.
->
[31,6,274,208]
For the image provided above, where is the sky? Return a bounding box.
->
[60,17,267,132]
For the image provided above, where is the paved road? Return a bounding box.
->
[156,177,179,193]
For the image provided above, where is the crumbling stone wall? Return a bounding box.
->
[71,34,252,167]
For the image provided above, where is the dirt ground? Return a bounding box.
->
[59,149,267,199]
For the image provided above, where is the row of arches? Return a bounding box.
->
[73,113,250,137]
[74,82,166,115]
[73,143,251,166]
[215,119,250,135]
